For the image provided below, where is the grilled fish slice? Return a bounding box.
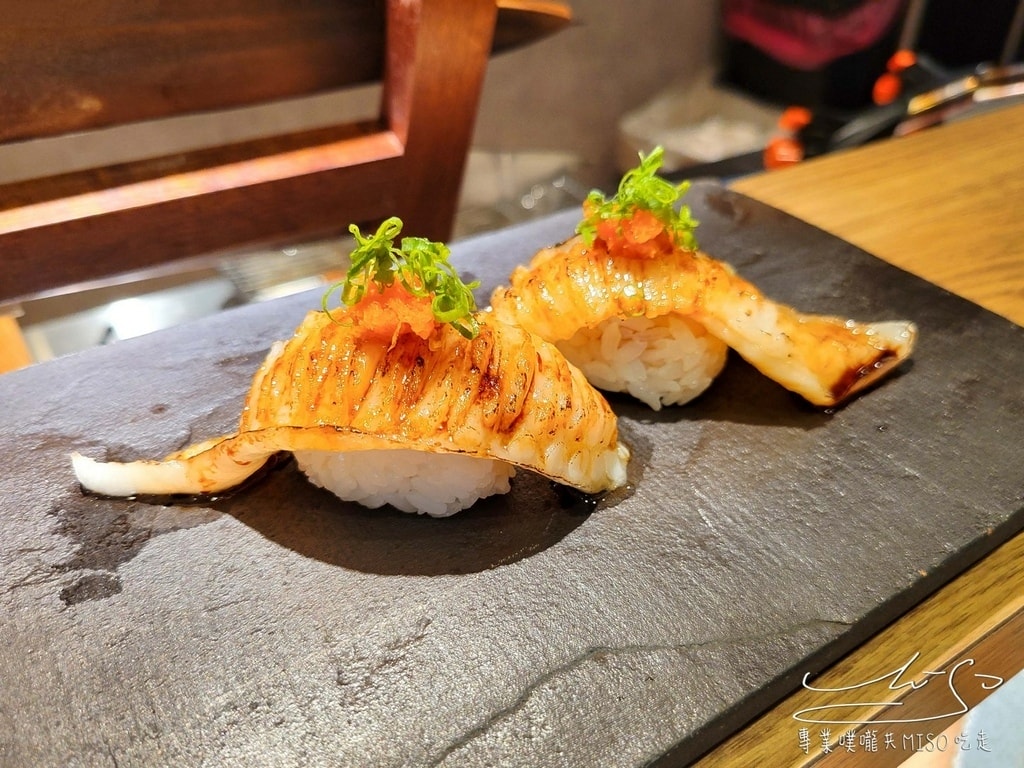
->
[72,310,630,498]
[491,234,917,407]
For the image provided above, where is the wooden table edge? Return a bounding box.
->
[697,103,1024,767]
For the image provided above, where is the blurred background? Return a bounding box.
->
[4,0,1022,362]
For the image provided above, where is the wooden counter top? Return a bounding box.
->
[732,102,1024,327]
[697,102,1024,768]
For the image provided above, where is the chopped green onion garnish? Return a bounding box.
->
[322,217,480,339]
[577,146,699,250]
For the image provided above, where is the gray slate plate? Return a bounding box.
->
[1,182,1022,767]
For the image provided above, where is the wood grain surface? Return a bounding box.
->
[0,1,384,143]
[732,103,1024,327]
[693,536,1024,767]
[697,102,1024,767]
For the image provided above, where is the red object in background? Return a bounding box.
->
[722,0,906,69]
[888,48,918,71]
[778,105,813,131]
[764,104,813,169]
[764,136,805,168]
[873,48,919,104]
[872,71,903,103]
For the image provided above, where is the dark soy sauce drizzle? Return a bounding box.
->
[551,482,601,514]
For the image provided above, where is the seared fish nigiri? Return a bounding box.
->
[490,148,917,409]
[73,219,629,516]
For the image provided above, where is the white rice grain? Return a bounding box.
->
[294,448,516,517]
[557,314,729,410]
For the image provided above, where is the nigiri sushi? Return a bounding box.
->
[72,218,630,517]
[490,148,917,409]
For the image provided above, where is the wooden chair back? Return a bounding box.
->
[0,0,568,308]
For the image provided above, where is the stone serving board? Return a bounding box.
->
[2,182,1022,767]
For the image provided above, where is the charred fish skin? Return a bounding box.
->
[72,217,631,510]
[242,310,629,491]
[72,312,629,499]
[491,233,916,408]
[491,146,917,409]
